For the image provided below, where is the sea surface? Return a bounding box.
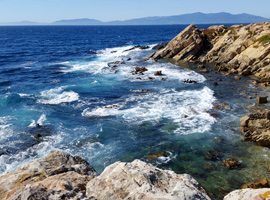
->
[1,25,270,198]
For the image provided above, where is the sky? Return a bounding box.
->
[0,0,270,23]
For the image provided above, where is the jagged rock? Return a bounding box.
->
[222,158,241,169]
[152,42,168,50]
[5,171,92,200]
[241,179,269,189]
[151,22,270,83]
[0,151,98,200]
[256,96,268,104]
[151,24,206,61]
[240,110,270,147]
[224,188,270,200]
[86,159,211,200]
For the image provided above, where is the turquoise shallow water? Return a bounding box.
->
[0,25,270,199]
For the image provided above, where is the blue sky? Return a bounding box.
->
[0,0,270,23]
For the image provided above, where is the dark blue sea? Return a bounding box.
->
[1,25,270,198]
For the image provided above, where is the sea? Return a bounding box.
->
[1,25,270,198]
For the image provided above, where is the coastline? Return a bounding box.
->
[1,23,270,199]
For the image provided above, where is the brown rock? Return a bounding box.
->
[256,96,268,104]
[205,150,219,160]
[154,70,162,76]
[222,158,241,169]
[234,76,241,80]
[241,179,269,189]
[199,69,209,73]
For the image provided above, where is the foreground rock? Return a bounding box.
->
[0,151,98,200]
[0,151,212,200]
[151,22,270,83]
[224,188,270,200]
[86,159,212,200]
[240,109,270,147]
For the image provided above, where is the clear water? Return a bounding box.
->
[0,25,270,199]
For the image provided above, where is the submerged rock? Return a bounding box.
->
[222,158,241,169]
[86,159,212,200]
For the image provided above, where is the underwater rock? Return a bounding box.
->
[222,158,241,169]
[199,69,209,73]
[205,150,219,160]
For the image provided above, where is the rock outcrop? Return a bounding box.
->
[0,151,98,200]
[86,159,211,200]
[0,151,212,200]
[240,109,270,147]
[151,24,206,61]
[152,22,270,83]
[224,188,270,200]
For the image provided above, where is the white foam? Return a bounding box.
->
[28,114,47,127]
[83,87,216,134]
[37,86,79,105]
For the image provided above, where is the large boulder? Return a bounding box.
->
[224,188,270,200]
[240,110,270,147]
[0,150,98,199]
[86,159,212,200]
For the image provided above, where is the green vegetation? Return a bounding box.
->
[255,35,270,43]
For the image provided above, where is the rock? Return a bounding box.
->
[198,64,206,68]
[184,79,197,84]
[151,24,205,62]
[222,158,241,169]
[224,188,270,200]
[86,159,212,200]
[148,77,153,80]
[234,76,241,80]
[199,69,209,73]
[241,179,269,189]
[5,171,92,200]
[154,70,162,76]
[127,58,132,61]
[110,51,117,53]
[203,163,217,171]
[151,22,270,83]
[256,96,268,104]
[213,82,218,86]
[221,102,229,107]
[241,110,270,147]
[205,150,219,160]
[146,152,166,160]
[33,133,42,139]
[0,151,98,199]
[152,42,168,50]
[248,96,253,99]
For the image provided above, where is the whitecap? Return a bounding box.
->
[37,86,79,105]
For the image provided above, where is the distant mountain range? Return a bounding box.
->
[1,12,269,26]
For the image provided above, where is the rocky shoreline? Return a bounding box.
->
[1,23,270,199]
[150,22,270,199]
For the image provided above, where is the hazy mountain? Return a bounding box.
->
[0,21,44,25]
[51,18,103,25]
[105,12,269,25]
[1,12,269,26]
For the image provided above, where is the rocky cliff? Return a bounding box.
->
[151,22,270,83]
[0,151,212,200]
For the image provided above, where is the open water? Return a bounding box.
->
[1,25,270,198]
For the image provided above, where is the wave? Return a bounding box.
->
[82,86,215,134]
[37,86,79,105]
